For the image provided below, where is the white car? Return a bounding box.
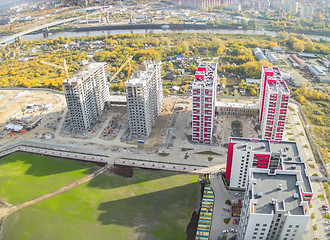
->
[223,206,230,211]
[326,221,330,225]
[323,211,330,214]
[234,193,242,197]
[223,229,229,234]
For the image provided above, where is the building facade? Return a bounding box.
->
[173,0,228,9]
[259,66,290,141]
[237,167,312,240]
[63,62,109,132]
[125,61,163,139]
[192,62,217,144]
[225,137,313,195]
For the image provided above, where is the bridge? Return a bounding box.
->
[0,17,77,45]
[310,176,330,182]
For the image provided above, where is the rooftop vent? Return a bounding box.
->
[270,198,277,205]
[292,164,296,169]
[278,184,282,190]
[261,144,266,149]
[244,143,249,147]
[293,193,299,199]
[257,192,263,198]
[288,155,293,160]
[286,146,290,150]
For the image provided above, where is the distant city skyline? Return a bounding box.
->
[0,0,28,8]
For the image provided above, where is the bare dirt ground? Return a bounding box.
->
[137,96,191,152]
[0,90,66,145]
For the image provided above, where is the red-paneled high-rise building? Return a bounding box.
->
[191,62,217,144]
[259,66,290,141]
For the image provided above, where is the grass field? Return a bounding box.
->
[0,152,100,204]
[0,153,199,240]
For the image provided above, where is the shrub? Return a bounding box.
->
[159,153,169,156]
[309,164,315,169]
[224,218,231,224]
[313,225,317,231]
[225,199,232,206]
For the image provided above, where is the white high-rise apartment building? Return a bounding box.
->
[63,62,109,132]
[125,61,163,138]
[237,167,312,240]
[225,137,313,195]
[259,66,290,141]
[192,62,217,144]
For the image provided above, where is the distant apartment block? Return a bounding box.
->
[259,66,290,141]
[192,62,217,144]
[237,167,312,240]
[125,61,163,138]
[63,63,109,132]
[225,137,313,193]
[172,0,228,9]
[300,4,314,18]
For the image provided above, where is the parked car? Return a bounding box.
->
[326,220,330,225]
[326,227,330,231]
[323,211,330,214]
[322,205,328,208]
[223,206,230,211]
[234,193,242,197]
[223,229,229,234]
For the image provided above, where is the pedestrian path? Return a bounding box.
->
[196,186,214,240]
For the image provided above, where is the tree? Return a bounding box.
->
[293,41,305,52]
[250,89,257,96]
[296,95,306,103]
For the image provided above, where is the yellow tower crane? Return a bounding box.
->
[109,55,133,83]
[40,59,69,79]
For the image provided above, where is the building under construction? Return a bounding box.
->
[63,62,110,132]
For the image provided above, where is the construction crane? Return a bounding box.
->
[40,59,69,79]
[109,55,133,83]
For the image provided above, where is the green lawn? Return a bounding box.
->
[0,152,100,204]
[1,153,198,240]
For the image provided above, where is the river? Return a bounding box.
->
[4,27,330,42]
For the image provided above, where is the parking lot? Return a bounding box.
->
[209,174,243,240]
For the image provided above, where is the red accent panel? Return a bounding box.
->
[198,67,206,72]
[255,154,271,168]
[301,189,313,205]
[267,79,277,85]
[225,142,236,179]
[195,74,204,80]
[260,68,274,122]
[250,139,260,141]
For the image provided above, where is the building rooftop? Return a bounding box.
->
[230,138,313,194]
[125,61,161,87]
[63,62,106,86]
[270,141,300,162]
[215,101,259,109]
[252,171,304,215]
[264,67,290,94]
[231,137,271,153]
[192,62,217,87]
